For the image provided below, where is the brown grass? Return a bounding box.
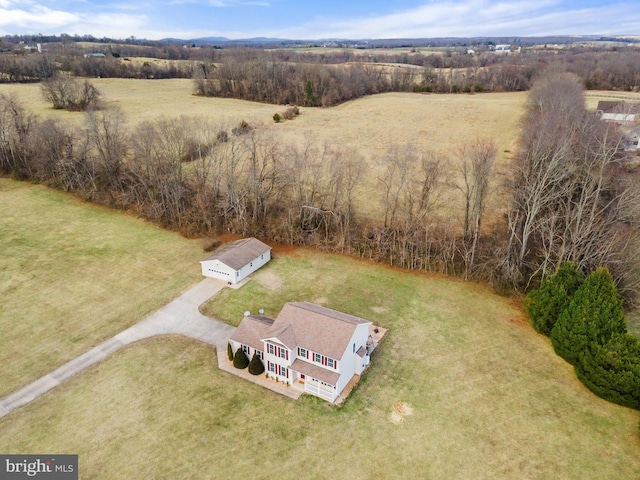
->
[0,178,204,397]
[1,248,638,479]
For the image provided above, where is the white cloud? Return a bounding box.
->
[0,2,148,38]
[0,5,79,30]
[259,0,640,39]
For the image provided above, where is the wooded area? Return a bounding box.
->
[1,70,638,302]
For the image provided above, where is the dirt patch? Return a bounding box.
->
[389,401,413,424]
[314,297,328,305]
[256,271,283,291]
[270,242,300,256]
[371,306,388,314]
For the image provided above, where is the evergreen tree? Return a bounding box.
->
[227,342,233,362]
[550,267,626,365]
[525,262,584,336]
[304,80,316,106]
[248,352,265,376]
[233,348,249,369]
[576,333,640,410]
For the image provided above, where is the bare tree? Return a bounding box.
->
[456,138,497,277]
[498,70,640,299]
[0,94,36,177]
[41,74,100,111]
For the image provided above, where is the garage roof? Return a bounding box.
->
[200,238,271,271]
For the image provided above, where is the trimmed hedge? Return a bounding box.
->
[248,352,265,376]
[227,342,234,362]
[525,262,584,336]
[233,348,249,369]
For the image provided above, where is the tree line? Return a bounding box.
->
[526,263,640,410]
[2,43,639,99]
[1,71,639,303]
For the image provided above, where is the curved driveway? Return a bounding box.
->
[0,278,235,419]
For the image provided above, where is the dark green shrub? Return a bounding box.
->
[551,267,626,365]
[227,342,233,361]
[248,352,265,375]
[525,262,584,336]
[233,348,249,369]
[273,113,282,123]
[576,333,640,410]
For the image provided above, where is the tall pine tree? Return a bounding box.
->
[550,267,626,365]
[576,332,640,410]
[525,262,584,336]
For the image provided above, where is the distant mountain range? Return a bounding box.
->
[160,35,638,48]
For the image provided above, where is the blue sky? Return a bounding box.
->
[0,0,638,40]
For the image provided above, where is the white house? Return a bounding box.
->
[494,44,511,54]
[596,101,638,124]
[230,302,383,403]
[200,238,271,284]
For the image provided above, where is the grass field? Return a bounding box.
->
[1,242,638,479]
[0,79,527,220]
[0,79,525,158]
[0,178,204,397]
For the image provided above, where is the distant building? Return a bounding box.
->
[83,53,106,58]
[596,101,638,124]
[494,44,511,53]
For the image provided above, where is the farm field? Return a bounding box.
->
[0,178,204,397]
[1,235,639,478]
[0,79,526,161]
[0,79,527,218]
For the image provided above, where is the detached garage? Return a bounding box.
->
[200,238,271,284]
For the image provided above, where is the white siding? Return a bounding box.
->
[235,250,271,283]
[335,323,370,396]
[200,259,236,282]
[263,340,292,383]
[201,250,271,284]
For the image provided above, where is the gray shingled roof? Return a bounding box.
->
[291,359,340,385]
[263,302,371,360]
[230,315,275,352]
[200,238,270,271]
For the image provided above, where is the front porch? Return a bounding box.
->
[217,348,303,400]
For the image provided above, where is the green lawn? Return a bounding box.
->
[1,246,639,479]
[0,178,204,397]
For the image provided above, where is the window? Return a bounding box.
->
[315,353,321,363]
[242,345,249,354]
[327,358,335,368]
[267,344,275,355]
[268,362,276,373]
[279,348,287,359]
[299,347,307,358]
[281,367,288,378]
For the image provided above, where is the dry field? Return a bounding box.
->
[0,178,204,397]
[0,79,525,159]
[0,79,526,218]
